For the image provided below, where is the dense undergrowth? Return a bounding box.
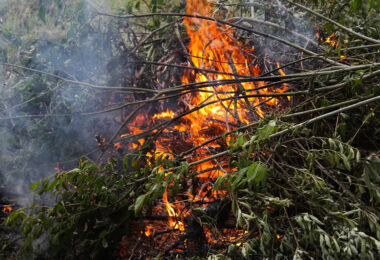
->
[1,0,380,259]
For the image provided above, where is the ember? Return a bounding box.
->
[144,225,154,237]
[1,205,12,214]
[315,27,340,48]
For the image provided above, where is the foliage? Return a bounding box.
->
[7,158,139,258]
[6,122,380,259]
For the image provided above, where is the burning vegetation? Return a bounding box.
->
[1,0,380,259]
[114,0,291,253]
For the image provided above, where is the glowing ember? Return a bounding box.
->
[114,142,121,150]
[2,205,12,214]
[324,33,339,47]
[54,163,61,172]
[276,234,284,240]
[144,225,154,237]
[316,29,340,48]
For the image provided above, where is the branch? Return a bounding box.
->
[285,0,380,44]
[184,95,380,169]
[0,63,158,93]
[91,11,343,66]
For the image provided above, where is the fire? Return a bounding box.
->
[152,109,175,120]
[144,225,154,237]
[316,29,340,48]
[183,0,287,136]
[276,62,290,102]
[1,205,12,214]
[162,189,185,231]
[114,142,121,150]
[119,0,289,251]
[324,33,339,47]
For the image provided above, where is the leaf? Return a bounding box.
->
[134,194,147,215]
[247,163,268,186]
[255,164,268,184]
[38,6,46,24]
[352,0,363,11]
[132,159,140,170]
[45,178,58,192]
[101,238,108,248]
[52,232,60,245]
[258,120,276,139]
[309,215,324,226]
[38,178,51,195]
[29,180,41,191]
[123,155,128,173]
[134,0,141,10]
[341,154,351,171]
[246,162,259,179]
[214,175,226,190]
[324,234,331,248]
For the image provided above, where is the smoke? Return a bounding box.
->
[230,0,321,73]
[0,0,125,205]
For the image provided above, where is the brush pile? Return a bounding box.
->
[2,0,380,259]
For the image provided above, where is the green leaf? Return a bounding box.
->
[123,155,128,173]
[352,0,363,11]
[214,175,226,190]
[38,6,46,24]
[52,232,60,245]
[29,180,41,191]
[258,120,276,139]
[341,154,351,171]
[134,0,141,10]
[254,164,268,184]
[246,162,259,179]
[134,194,147,215]
[101,238,108,248]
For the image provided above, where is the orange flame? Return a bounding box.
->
[162,189,185,231]
[152,109,175,120]
[316,31,340,48]
[181,0,288,150]
[114,142,121,150]
[144,225,154,237]
[2,205,13,214]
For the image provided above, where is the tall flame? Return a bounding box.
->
[180,0,287,176]
[163,189,185,231]
[121,0,289,246]
[154,0,289,241]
